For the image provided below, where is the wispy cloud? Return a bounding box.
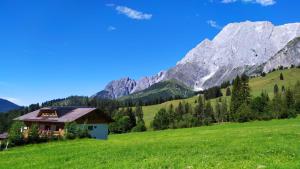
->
[107,26,117,31]
[207,20,222,29]
[107,4,152,20]
[221,0,276,6]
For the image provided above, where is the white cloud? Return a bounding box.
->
[207,20,222,29]
[107,26,117,31]
[221,0,276,6]
[114,5,152,20]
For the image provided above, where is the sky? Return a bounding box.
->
[0,0,299,106]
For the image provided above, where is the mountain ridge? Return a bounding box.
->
[0,98,21,113]
[93,21,300,99]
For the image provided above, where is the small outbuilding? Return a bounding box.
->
[14,107,113,139]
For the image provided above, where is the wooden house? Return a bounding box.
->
[14,107,113,139]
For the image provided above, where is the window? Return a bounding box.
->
[88,126,93,131]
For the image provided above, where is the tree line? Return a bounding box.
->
[109,104,146,133]
[152,74,300,130]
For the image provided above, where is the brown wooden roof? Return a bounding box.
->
[14,107,111,123]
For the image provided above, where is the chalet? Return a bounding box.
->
[14,107,113,139]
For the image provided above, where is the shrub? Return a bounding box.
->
[151,108,169,130]
[235,103,253,122]
[65,122,78,139]
[78,124,90,138]
[131,120,146,132]
[226,87,231,96]
[28,124,39,143]
[8,121,25,146]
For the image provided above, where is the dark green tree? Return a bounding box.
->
[221,98,229,122]
[280,73,284,80]
[294,81,300,112]
[8,121,25,146]
[204,101,214,124]
[235,103,252,122]
[28,124,39,143]
[132,104,146,132]
[65,122,78,139]
[230,76,242,120]
[282,85,286,93]
[285,88,295,109]
[151,108,170,130]
[226,87,231,96]
[274,84,279,94]
[194,95,205,125]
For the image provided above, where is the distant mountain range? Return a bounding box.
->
[93,21,300,100]
[118,80,195,105]
[0,98,20,113]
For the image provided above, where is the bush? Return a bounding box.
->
[65,122,78,139]
[226,87,231,96]
[78,124,90,138]
[235,103,253,122]
[151,108,170,130]
[8,121,25,146]
[131,120,146,132]
[28,124,39,143]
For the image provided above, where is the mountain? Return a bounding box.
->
[93,72,165,99]
[263,37,300,72]
[118,80,194,105]
[93,21,300,99]
[0,98,20,113]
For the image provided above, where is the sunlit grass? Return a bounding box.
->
[1,117,300,169]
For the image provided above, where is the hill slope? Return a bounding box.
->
[118,80,195,105]
[142,68,300,127]
[1,117,299,169]
[0,99,20,113]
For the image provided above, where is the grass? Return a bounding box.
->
[142,68,300,128]
[1,117,300,169]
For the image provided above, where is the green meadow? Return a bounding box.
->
[142,68,300,128]
[1,117,300,169]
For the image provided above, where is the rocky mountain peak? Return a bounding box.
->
[93,21,300,99]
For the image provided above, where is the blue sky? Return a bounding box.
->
[0,0,299,106]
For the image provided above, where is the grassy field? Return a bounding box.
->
[142,68,300,128]
[1,117,300,169]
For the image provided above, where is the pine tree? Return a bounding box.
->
[280,73,284,80]
[194,95,205,125]
[175,102,185,121]
[221,98,228,122]
[285,88,295,109]
[151,108,169,130]
[282,85,286,93]
[230,76,242,120]
[184,102,192,114]
[167,104,175,128]
[125,107,136,129]
[214,102,221,123]
[226,87,231,96]
[135,103,143,120]
[204,101,214,124]
[294,81,300,112]
[271,93,283,118]
[241,74,251,104]
[274,84,279,94]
